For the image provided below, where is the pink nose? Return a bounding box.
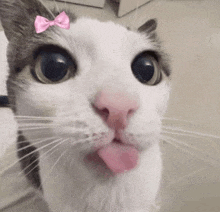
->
[93,90,139,129]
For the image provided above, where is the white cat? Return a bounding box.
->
[0,0,171,211]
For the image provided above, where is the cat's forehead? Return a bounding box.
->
[59,17,154,55]
[71,18,127,36]
[69,18,133,40]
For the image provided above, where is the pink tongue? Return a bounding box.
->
[97,143,139,173]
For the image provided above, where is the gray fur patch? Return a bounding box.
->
[137,20,171,77]
[0,0,77,189]
[138,19,157,34]
[0,0,76,75]
[17,131,42,190]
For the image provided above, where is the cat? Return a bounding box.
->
[0,0,171,211]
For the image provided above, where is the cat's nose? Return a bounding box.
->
[93,90,139,129]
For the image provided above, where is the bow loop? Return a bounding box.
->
[34,11,70,33]
[54,11,70,28]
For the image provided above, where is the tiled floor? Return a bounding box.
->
[1,0,220,211]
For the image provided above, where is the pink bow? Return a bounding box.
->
[34,11,70,33]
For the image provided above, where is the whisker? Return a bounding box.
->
[162,117,193,123]
[18,123,57,127]
[162,126,220,140]
[168,167,207,187]
[19,138,69,177]
[15,136,56,144]
[15,115,56,120]
[5,137,56,156]
[163,135,217,156]
[162,136,220,167]
[18,126,54,131]
[0,138,62,175]
[162,129,211,139]
[162,138,206,163]
[1,133,92,175]
[40,148,69,187]
[71,137,91,145]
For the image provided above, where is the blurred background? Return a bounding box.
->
[1,0,220,211]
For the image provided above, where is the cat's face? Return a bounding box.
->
[14,17,170,145]
[1,0,171,173]
[1,0,171,211]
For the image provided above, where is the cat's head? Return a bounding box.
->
[0,0,171,176]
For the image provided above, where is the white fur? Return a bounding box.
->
[14,18,170,211]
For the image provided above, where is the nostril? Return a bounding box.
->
[112,138,122,144]
[101,108,109,115]
[92,103,109,121]
[100,108,109,121]
[128,109,136,117]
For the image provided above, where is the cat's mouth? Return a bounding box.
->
[85,138,139,174]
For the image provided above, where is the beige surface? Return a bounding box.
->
[48,0,105,8]
[117,0,151,17]
[1,0,220,211]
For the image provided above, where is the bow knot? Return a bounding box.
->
[34,11,70,33]
[49,21,55,26]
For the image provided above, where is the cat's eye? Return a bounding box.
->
[33,50,76,84]
[131,52,161,85]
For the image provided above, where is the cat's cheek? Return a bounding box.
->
[14,79,75,115]
[136,82,170,118]
[16,96,55,117]
[14,89,57,142]
[156,82,171,116]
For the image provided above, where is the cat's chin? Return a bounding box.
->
[84,151,115,178]
[41,143,161,212]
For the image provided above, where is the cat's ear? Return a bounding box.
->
[0,0,54,41]
[138,19,157,34]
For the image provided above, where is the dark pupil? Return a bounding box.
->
[41,52,69,82]
[132,55,154,83]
